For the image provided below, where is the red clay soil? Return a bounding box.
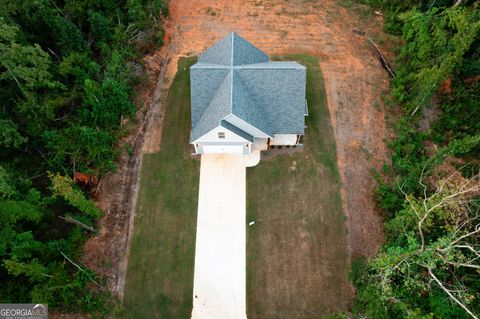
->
[81,0,389,303]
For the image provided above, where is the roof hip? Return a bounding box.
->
[190,32,306,142]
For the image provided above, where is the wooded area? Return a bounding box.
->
[0,0,167,313]
[351,1,480,318]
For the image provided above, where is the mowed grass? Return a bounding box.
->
[122,57,199,319]
[246,55,352,318]
[122,55,351,318]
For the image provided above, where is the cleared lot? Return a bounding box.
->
[123,56,351,318]
[153,0,387,258]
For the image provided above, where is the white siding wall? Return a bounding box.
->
[193,125,251,155]
[194,125,248,143]
[270,134,298,145]
[253,137,269,151]
[201,145,244,154]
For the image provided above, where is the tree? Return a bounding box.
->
[357,165,480,318]
[81,78,135,130]
[49,173,101,219]
[88,10,112,44]
[43,124,116,174]
[394,7,480,115]
[0,18,59,94]
[0,119,26,149]
[0,0,167,313]
[47,15,88,55]
[58,52,100,86]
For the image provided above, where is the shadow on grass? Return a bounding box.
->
[122,57,199,319]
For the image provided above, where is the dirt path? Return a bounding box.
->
[83,0,389,302]
[81,50,170,298]
[151,0,388,260]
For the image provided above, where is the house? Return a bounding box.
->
[190,32,307,155]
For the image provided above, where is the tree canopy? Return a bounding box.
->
[0,0,167,313]
[351,1,480,318]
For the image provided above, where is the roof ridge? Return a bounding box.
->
[233,70,272,136]
[191,68,230,129]
[230,32,235,67]
[193,71,231,137]
[191,62,231,69]
[230,33,234,113]
[190,32,306,143]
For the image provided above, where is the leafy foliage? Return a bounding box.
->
[0,119,26,149]
[350,1,480,318]
[0,0,168,314]
[81,78,135,130]
[393,7,480,113]
[50,173,101,219]
[356,173,480,319]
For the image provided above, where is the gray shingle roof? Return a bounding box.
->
[190,32,306,142]
[197,32,269,66]
[190,68,231,142]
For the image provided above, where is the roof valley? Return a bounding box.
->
[190,32,306,143]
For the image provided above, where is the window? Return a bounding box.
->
[218,132,225,139]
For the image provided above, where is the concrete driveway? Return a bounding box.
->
[191,151,259,319]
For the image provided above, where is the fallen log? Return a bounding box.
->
[367,37,396,78]
[464,75,480,85]
[58,215,95,232]
[58,249,102,288]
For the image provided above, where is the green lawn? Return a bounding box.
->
[122,57,199,319]
[122,55,351,318]
[246,55,351,318]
